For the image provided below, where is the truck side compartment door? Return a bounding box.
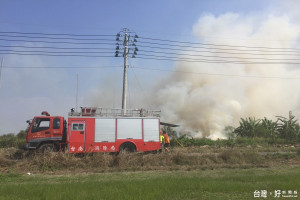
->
[69,121,86,153]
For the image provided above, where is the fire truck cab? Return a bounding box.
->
[24,111,66,151]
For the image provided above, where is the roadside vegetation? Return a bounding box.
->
[1,144,300,174]
[1,111,300,175]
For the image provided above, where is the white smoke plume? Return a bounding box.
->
[154,13,300,139]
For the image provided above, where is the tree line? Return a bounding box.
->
[233,111,300,142]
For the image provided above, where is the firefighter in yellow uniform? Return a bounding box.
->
[160,131,164,152]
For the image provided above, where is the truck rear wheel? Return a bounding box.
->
[119,142,136,153]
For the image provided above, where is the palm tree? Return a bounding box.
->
[276,111,299,141]
[234,117,261,138]
[261,117,279,139]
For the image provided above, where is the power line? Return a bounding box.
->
[2,48,299,62]
[2,65,122,69]
[0,49,115,54]
[2,44,298,56]
[2,32,300,53]
[138,42,300,54]
[2,44,300,60]
[0,38,115,45]
[4,43,300,56]
[0,52,116,57]
[0,31,115,37]
[3,64,300,80]
[139,36,300,51]
[2,31,300,64]
[137,52,300,62]
[139,48,300,57]
[133,66,300,80]
[0,45,114,50]
[0,34,115,41]
[1,51,299,64]
[136,55,300,65]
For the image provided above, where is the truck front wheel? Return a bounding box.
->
[38,143,57,153]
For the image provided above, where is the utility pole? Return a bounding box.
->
[76,74,79,112]
[115,28,138,116]
[0,57,3,88]
[122,29,129,115]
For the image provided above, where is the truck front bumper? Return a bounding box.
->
[23,142,39,150]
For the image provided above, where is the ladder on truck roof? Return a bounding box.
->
[69,107,161,117]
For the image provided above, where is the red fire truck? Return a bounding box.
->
[24,107,162,153]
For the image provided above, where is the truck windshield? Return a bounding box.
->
[32,118,50,133]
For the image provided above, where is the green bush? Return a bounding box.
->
[172,136,237,148]
[171,135,298,149]
[0,131,26,148]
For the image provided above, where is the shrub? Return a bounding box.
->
[0,131,26,148]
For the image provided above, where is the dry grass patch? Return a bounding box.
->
[0,146,296,174]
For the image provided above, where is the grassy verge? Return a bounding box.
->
[1,147,300,174]
[1,167,300,200]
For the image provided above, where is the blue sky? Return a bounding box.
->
[0,0,299,135]
[0,0,275,36]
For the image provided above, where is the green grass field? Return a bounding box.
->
[1,166,300,200]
